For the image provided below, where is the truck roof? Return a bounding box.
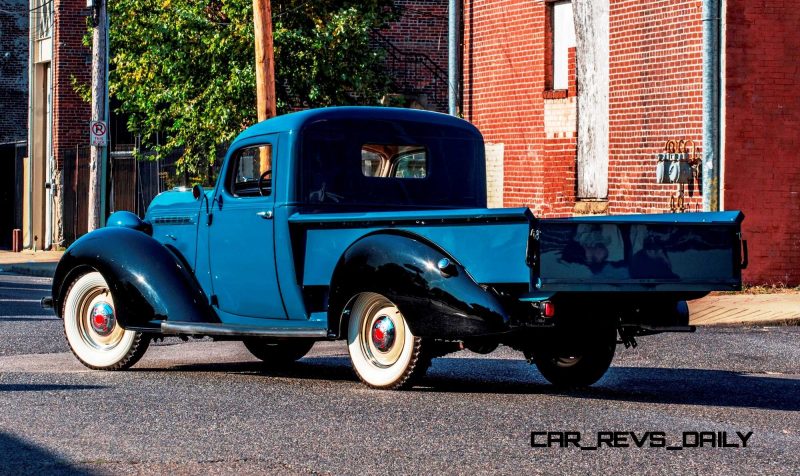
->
[232,106,482,145]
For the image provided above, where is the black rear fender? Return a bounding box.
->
[52,227,218,329]
[328,231,510,339]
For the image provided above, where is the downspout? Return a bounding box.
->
[702,0,722,211]
[448,0,461,116]
[45,63,52,249]
[26,5,34,248]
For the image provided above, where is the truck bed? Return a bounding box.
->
[290,208,744,294]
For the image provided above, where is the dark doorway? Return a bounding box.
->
[0,143,22,249]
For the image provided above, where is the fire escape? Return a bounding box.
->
[372,31,449,113]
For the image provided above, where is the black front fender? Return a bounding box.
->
[52,227,218,329]
[329,231,510,339]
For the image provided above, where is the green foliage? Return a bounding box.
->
[108,0,397,175]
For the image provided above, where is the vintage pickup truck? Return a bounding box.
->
[47,107,746,389]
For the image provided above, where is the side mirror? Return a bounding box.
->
[193,184,210,215]
[192,184,204,200]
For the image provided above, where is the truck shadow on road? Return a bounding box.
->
[0,431,96,475]
[147,356,799,412]
[420,359,800,412]
[0,383,105,392]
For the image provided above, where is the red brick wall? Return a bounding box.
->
[463,0,549,212]
[608,0,704,215]
[52,0,91,168]
[724,1,800,285]
[0,0,28,145]
[540,47,577,217]
[464,0,705,217]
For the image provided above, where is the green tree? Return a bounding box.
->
[108,0,397,175]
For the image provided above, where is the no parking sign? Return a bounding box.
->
[90,120,108,146]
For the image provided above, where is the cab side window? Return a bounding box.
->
[228,144,272,197]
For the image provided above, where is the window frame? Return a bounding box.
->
[225,143,274,198]
[544,0,575,94]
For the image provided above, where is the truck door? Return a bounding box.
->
[208,137,286,319]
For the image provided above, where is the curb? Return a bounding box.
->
[693,318,800,328]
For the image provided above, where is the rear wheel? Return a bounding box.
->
[346,292,429,390]
[243,338,315,365]
[533,327,617,387]
[63,271,150,370]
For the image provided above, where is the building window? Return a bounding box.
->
[548,1,575,91]
[32,0,54,40]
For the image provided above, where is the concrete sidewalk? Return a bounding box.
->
[1,249,797,327]
[688,293,800,327]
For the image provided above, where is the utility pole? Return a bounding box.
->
[88,0,108,231]
[253,0,276,171]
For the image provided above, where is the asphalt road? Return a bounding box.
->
[0,273,798,475]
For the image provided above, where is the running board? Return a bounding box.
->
[160,321,329,338]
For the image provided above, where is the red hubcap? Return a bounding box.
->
[371,316,396,352]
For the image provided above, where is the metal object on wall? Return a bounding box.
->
[656,140,701,213]
[656,140,699,186]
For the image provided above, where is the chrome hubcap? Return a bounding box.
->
[78,287,124,349]
[89,302,115,336]
[358,298,407,369]
[371,315,396,352]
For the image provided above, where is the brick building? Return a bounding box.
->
[0,0,28,145]
[22,0,91,251]
[0,0,28,249]
[463,0,799,285]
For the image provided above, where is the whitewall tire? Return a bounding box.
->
[63,271,149,370]
[347,292,428,389]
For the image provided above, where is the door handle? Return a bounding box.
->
[256,210,273,219]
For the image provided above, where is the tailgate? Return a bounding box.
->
[532,211,746,292]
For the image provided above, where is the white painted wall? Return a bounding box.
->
[485,142,504,208]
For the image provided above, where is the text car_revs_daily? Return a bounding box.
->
[530,431,754,450]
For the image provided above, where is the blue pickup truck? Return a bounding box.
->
[47,107,746,389]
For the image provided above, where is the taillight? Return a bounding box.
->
[543,301,555,318]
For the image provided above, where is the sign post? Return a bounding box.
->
[88,0,107,232]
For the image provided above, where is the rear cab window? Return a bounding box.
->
[361,144,427,179]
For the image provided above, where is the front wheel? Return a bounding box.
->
[532,327,617,387]
[346,292,428,390]
[63,271,150,370]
